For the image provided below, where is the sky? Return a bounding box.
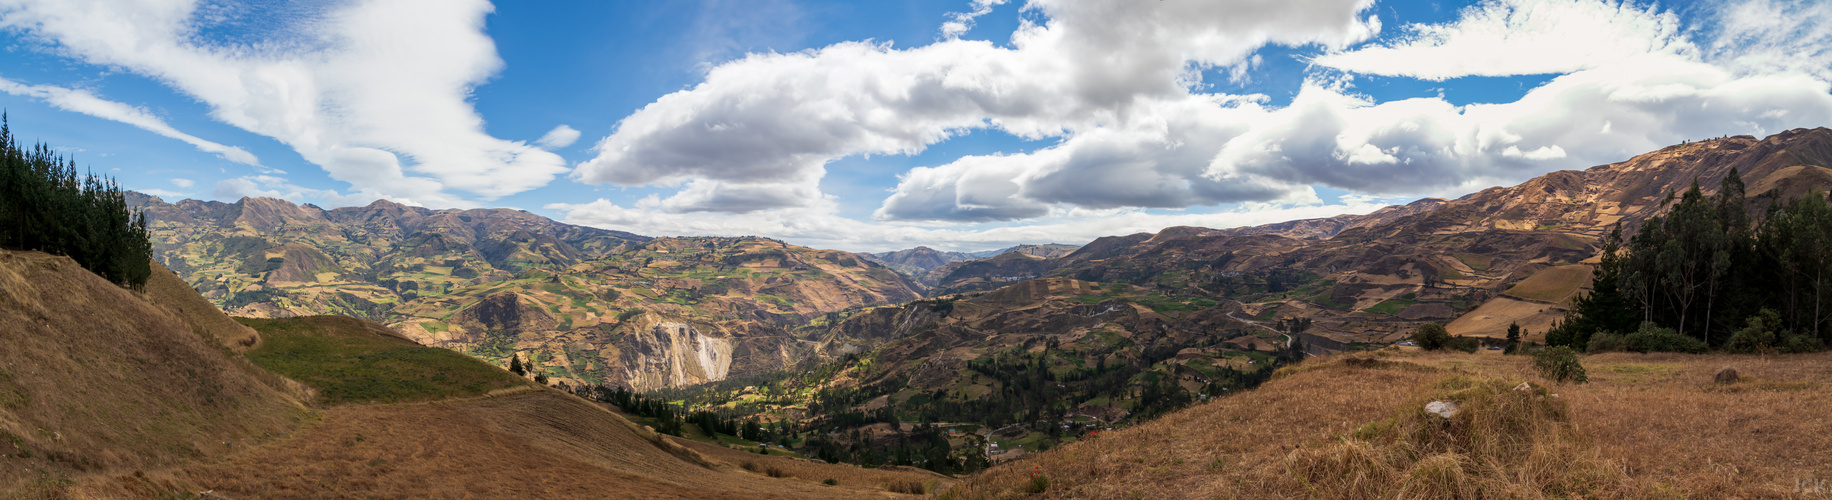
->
[1,0,1829,253]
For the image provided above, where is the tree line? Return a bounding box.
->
[0,115,152,288]
[1547,169,1832,352]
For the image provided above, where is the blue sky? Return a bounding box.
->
[1,0,1829,252]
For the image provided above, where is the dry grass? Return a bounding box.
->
[943,350,1832,499]
[74,389,927,499]
[1503,264,1593,303]
[1446,297,1564,340]
[680,432,950,495]
[0,250,307,497]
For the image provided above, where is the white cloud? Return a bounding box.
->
[575,0,1381,214]
[547,195,1397,253]
[535,124,581,150]
[0,76,264,168]
[1312,0,1695,80]
[941,0,1010,39]
[0,0,565,208]
[573,0,1832,232]
[1708,0,1832,80]
[212,175,385,206]
[169,178,194,188]
[134,188,188,199]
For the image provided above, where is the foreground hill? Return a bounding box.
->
[945,349,1832,498]
[0,248,942,497]
[131,196,924,390]
[0,249,308,495]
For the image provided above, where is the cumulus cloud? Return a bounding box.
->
[576,0,1381,214]
[0,76,263,168]
[1311,0,1695,80]
[0,0,565,207]
[535,125,582,150]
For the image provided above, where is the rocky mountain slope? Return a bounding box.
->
[132,196,924,390]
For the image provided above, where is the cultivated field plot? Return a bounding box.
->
[1445,296,1564,340]
[1503,264,1593,303]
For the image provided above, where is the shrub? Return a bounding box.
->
[1532,346,1588,384]
[1779,331,1825,353]
[1585,331,1627,353]
[822,478,837,486]
[1725,309,1782,354]
[1411,324,1451,350]
[1447,336,1480,353]
[1624,322,1706,353]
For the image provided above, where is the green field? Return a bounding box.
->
[240,316,525,405]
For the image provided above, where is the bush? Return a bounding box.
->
[1532,346,1587,384]
[1411,324,1451,351]
[1447,336,1480,353]
[1780,331,1825,353]
[1725,309,1782,354]
[1585,331,1627,353]
[822,478,837,486]
[1623,322,1706,353]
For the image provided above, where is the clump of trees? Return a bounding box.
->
[0,116,152,288]
[1548,169,1832,352]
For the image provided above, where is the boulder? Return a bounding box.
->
[1714,368,1740,385]
[1425,400,1460,419]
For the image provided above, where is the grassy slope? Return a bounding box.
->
[67,311,942,498]
[944,350,1832,499]
[238,316,525,404]
[0,250,307,497]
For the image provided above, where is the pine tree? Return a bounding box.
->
[509,354,525,376]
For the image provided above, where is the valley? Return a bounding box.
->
[6,123,1832,497]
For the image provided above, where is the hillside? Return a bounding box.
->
[923,128,1832,347]
[0,248,943,497]
[653,277,1296,468]
[0,250,308,495]
[132,195,925,390]
[943,349,1832,498]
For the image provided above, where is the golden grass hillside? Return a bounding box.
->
[0,250,307,497]
[944,349,1832,499]
[55,313,946,498]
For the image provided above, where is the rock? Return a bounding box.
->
[1425,400,1460,419]
[1714,368,1739,385]
[1513,382,1534,393]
